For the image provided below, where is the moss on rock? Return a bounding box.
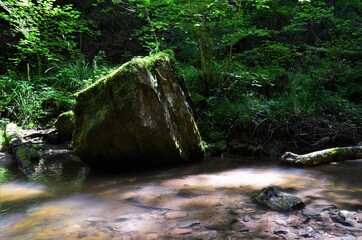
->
[73,52,204,168]
[54,110,75,141]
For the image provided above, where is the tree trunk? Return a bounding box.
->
[4,123,39,174]
[280,146,362,167]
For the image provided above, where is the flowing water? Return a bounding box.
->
[1,151,362,239]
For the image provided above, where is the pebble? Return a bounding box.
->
[274,226,288,235]
[165,211,188,219]
[179,220,201,228]
[275,219,287,226]
[146,234,158,240]
[241,214,251,222]
[298,226,314,237]
[173,228,192,235]
[340,236,357,240]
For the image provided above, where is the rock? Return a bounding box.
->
[165,211,188,219]
[274,226,288,235]
[298,226,314,237]
[231,221,249,232]
[302,204,337,217]
[173,228,192,235]
[340,236,357,240]
[341,236,357,240]
[208,140,228,157]
[72,52,204,167]
[252,186,304,211]
[204,215,238,230]
[275,219,287,226]
[241,214,251,222]
[337,210,358,223]
[54,111,75,141]
[228,140,248,155]
[178,220,201,229]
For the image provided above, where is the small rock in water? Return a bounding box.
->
[178,220,200,229]
[298,226,314,237]
[165,211,188,219]
[77,232,88,239]
[340,236,357,240]
[241,214,251,222]
[275,219,287,226]
[302,205,337,217]
[252,186,304,211]
[337,210,358,223]
[274,226,289,235]
[231,221,249,232]
[173,228,192,235]
[146,234,158,240]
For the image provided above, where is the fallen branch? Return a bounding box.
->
[281,146,362,167]
[23,128,56,139]
[0,140,42,153]
[4,123,39,174]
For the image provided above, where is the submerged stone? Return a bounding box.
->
[252,186,304,212]
[72,52,204,168]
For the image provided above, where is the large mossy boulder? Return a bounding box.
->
[72,52,205,168]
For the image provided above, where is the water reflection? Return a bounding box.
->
[0,157,361,239]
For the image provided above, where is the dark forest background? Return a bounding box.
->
[1,0,361,151]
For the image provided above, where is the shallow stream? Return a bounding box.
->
[1,152,361,239]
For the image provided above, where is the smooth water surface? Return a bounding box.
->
[1,154,361,239]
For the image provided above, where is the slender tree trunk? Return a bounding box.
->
[197,29,209,94]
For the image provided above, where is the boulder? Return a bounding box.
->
[72,52,204,167]
[252,186,304,211]
[54,111,75,141]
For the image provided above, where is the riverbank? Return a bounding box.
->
[1,151,362,239]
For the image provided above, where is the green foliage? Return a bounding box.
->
[0,74,76,128]
[0,0,90,74]
[0,0,361,146]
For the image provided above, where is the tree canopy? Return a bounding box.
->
[0,0,361,148]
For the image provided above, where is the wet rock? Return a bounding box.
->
[165,211,188,219]
[77,232,88,239]
[335,223,362,232]
[274,226,289,235]
[73,53,204,168]
[204,215,238,230]
[337,210,358,224]
[275,219,287,226]
[228,140,248,155]
[146,233,158,240]
[176,189,207,198]
[340,236,357,240]
[179,220,200,228]
[231,221,249,232]
[208,140,228,157]
[298,226,314,238]
[252,186,304,211]
[302,204,337,217]
[241,214,251,222]
[251,213,262,220]
[114,217,129,222]
[173,228,192,235]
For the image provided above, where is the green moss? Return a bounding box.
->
[0,128,5,148]
[4,123,22,147]
[58,110,75,121]
[75,51,173,99]
[17,148,29,162]
[0,167,10,183]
